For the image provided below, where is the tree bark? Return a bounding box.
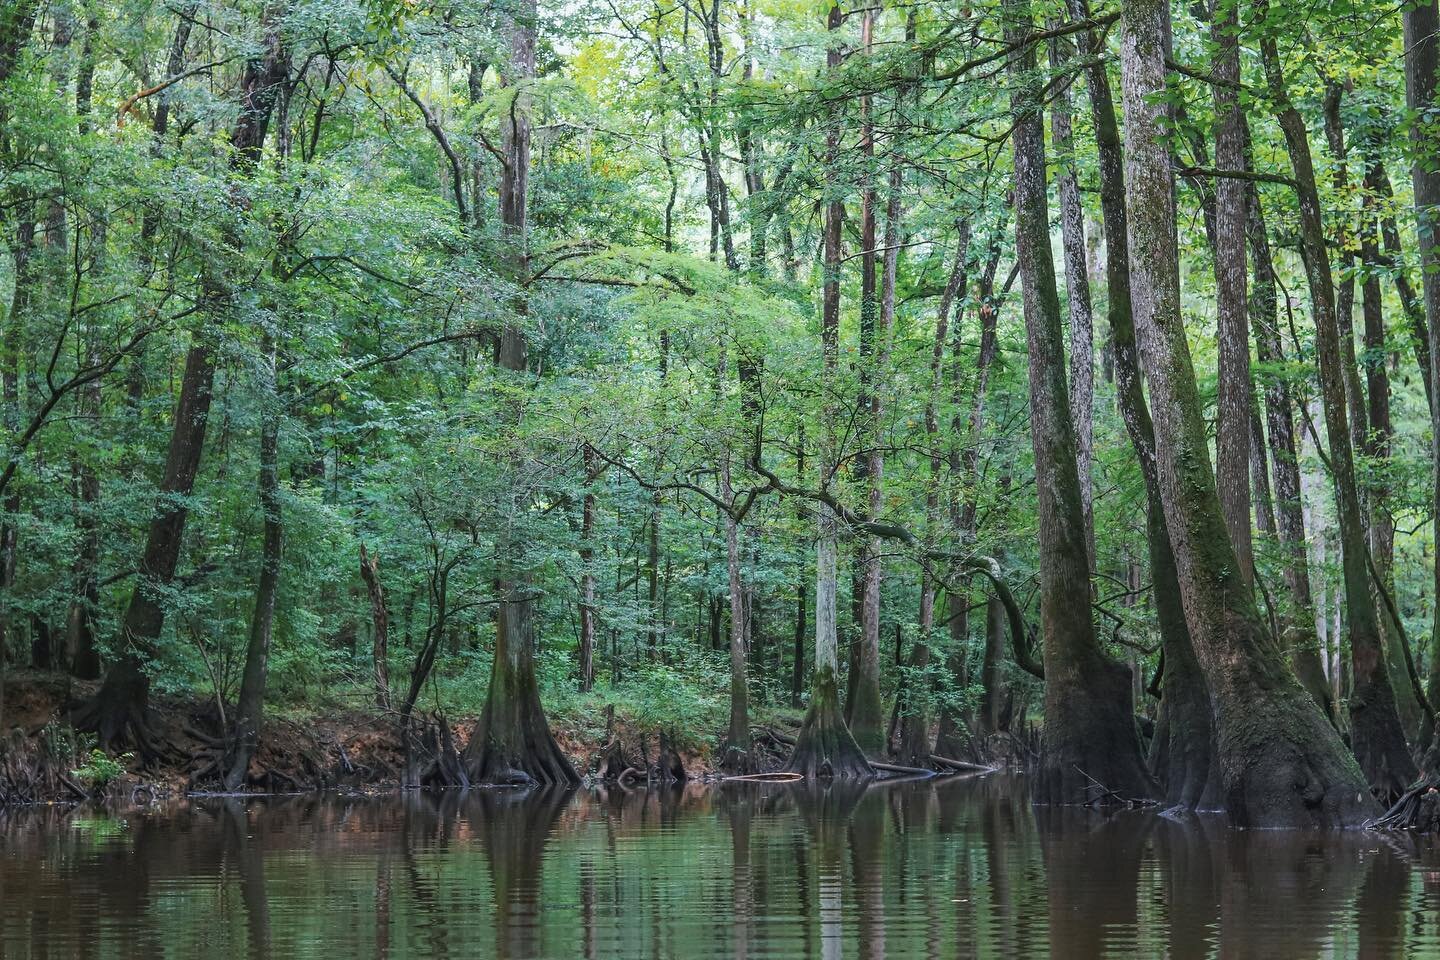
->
[1258,15,1417,798]
[224,335,283,790]
[1047,29,1096,573]
[1210,0,1253,585]
[1403,0,1440,756]
[786,0,871,780]
[360,544,392,711]
[1360,162,1418,735]
[1008,0,1154,806]
[898,222,968,767]
[466,0,574,785]
[72,9,288,753]
[1121,0,1374,826]
[1068,0,1212,809]
[1246,174,1336,724]
[579,445,597,693]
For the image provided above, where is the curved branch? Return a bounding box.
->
[963,556,1044,680]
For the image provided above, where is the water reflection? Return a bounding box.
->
[2,776,1439,959]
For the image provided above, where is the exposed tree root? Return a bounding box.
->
[871,760,934,778]
[1369,778,1440,831]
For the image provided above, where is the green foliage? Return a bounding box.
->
[70,746,132,790]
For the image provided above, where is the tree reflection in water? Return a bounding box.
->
[0,777,1434,958]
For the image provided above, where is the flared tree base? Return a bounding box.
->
[69,658,165,760]
[1215,679,1377,828]
[1032,657,1157,807]
[785,671,873,780]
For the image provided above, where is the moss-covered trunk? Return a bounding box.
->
[1008,0,1155,806]
[1120,0,1375,827]
[1067,0,1214,809]
[464,594,577,786]
[1259,14,1417,799]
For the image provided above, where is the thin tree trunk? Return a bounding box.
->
[1047,29,1096,572]
[72,11,288,754]
[579,445,597,693]
[1371,163,1432,410]
[360,544,392,711]
[225,335,283,790]
[1246,169,1335,723]
[897,221,967,767]
[1211,0,1253,584]
[791,431,807,709]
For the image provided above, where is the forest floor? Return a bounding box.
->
[0,670,787,805]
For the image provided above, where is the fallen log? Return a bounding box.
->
[930,754,997,773]
[871,760,935,778]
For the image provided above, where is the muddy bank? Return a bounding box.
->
[0,671,722,805]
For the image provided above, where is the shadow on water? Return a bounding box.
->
[2,775,1440,958]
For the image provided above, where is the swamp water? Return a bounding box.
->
[1,774,1438,959]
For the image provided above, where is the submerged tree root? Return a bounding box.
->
[1369,779,1440,831]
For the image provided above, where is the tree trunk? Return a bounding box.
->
[466,0,573,785]
[847,2,884,751]
[1360,163,1418,735]
[898,222,967,767]
[1259,16,1417,799]
[72,13,287,753]
[1403,0,1440,756]
[224,336,283,790]
[1047,29,1096,573]
[360,544,392,711]
[720,447,753,771]
[1210,0,1253,585]
[1371,163,1432,410]
[936,234,995,757]
[1008,0,1154,806]
[1246,170,1336,723]
[464,595,577,785]
[1069,0,1209,807]
[791,434,807,709]
[1120,0,1374,826]
[786,0,871,780]
[579,445,597,693]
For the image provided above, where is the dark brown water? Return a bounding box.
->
[2,775,1439,958]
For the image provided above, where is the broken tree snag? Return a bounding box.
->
[1003,0,1156,808]
[1120,0,1375,827]
[463,594,577,786]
